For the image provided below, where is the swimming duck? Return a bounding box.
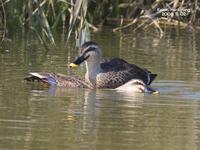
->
[69,41,158,93]
[24,72,91,88]
[25,41,158,93]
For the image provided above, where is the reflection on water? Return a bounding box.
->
[1,28,200,150]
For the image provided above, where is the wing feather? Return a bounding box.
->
[98,58,157,88]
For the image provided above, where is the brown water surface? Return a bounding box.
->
[0,28,200,150]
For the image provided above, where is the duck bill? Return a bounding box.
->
[69,63,79,68]
[69,55,86,68]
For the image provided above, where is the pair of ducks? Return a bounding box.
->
[25,41,158,94]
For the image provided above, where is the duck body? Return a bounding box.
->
[70,41,157,91]
[24,72,90,88]
[96,58,156,88]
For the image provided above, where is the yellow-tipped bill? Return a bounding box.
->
[69,63,79,68]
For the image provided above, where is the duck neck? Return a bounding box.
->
[85,61,101,87]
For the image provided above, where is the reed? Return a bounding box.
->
[0,0,199,45]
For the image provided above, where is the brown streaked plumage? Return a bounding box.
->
[24,73,92,88]
[70,41,157,91]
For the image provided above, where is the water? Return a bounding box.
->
[1,28,200,150]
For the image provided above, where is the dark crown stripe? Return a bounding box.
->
[83,47,96,56]
[81,44,99,57]
[81,41,98,48]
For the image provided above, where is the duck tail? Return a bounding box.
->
[143,68,157,85]
[149,73,157,85]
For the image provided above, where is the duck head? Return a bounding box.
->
[69,41,102,86]
[69,41,102,68]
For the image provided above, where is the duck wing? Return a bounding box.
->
[100,58,128,71]
[127,63,157,85]
[24,72,90,88]
[98,58,157,88]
